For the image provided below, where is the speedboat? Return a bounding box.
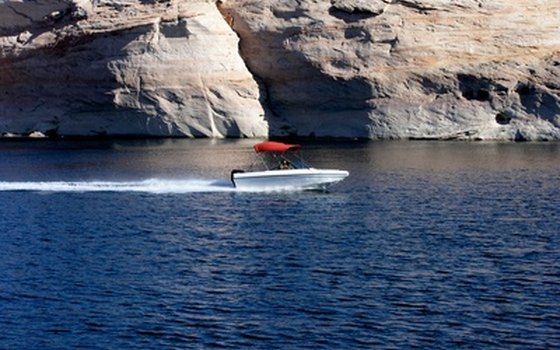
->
[231,141,349,191]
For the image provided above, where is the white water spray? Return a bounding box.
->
[0,179,237,193]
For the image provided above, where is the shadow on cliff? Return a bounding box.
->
[235,26,375,138]
[0,24,163,137]
[515,82,560,128]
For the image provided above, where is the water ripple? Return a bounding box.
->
[1,141,559,349]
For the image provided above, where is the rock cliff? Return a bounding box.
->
[1,0,559,140]
[0,0,267,137]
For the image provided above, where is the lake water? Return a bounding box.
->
[0,139,558,349]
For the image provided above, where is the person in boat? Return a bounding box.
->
[280,159,293,170]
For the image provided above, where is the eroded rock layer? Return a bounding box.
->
[221,0,560,140]
[1,0,559,140]
[0,0,267,137]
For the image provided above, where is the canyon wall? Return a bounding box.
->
[1,0,559,140]
[0,0,267,137]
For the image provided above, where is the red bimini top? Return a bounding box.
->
[253,141,301,153]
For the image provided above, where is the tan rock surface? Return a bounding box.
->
[221,0,560,140]
[0,0,559,140]
[0,0,267,137]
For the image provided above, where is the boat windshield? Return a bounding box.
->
[257,151,310,170]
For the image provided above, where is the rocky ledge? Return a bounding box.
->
[0,0,559,140]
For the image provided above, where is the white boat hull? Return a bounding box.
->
[232,168,349,191]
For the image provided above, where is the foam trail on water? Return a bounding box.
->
[0,179,236,193]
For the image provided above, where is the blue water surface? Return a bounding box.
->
[0,140,558,349]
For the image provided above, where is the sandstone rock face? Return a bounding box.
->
[221,0,560,140]
[0,0,267,137]
[0,0,559,140]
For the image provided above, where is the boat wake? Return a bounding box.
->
[0,179,237,194]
